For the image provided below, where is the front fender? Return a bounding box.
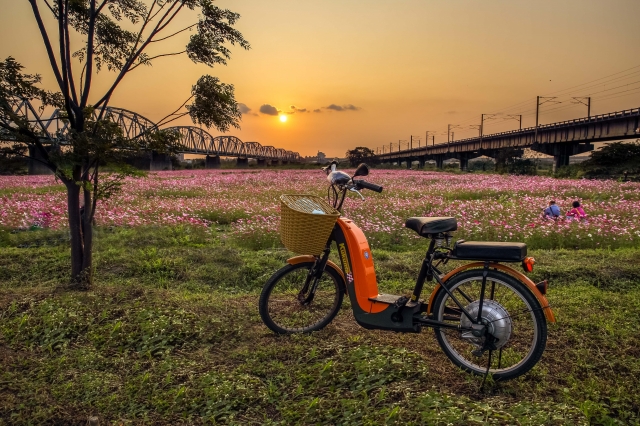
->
[427,262,556,323]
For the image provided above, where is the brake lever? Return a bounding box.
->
[349,187,364,200]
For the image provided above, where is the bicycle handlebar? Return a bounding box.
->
[353,179,383,193]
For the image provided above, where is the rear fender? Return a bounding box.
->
[427,262,556,323]
[286,255,347,292]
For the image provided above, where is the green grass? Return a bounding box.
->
[0,184,66,197]
[1,226,640,424]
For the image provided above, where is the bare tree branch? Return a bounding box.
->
[81,0,96,108]
[155,111,189,127]
[150,24,197,43]
[155,2,185,33]
[156,95,194,127]
[94,0,109,17]
[129,0,158,57]
[128,50,186,71]
[42,0,56,16]
[57,0,76,128]
[28,0,65,92]
[63,0,79,106]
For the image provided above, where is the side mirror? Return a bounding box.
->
[353,163,369,177]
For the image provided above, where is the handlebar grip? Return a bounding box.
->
[354,179,383,193]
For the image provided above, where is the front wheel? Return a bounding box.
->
[259,261,345,334]
[432,269,547,381]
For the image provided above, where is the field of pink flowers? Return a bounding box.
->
[2,169,640,250]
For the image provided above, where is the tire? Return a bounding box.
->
[432,269,547,381]
[259,262,345,334]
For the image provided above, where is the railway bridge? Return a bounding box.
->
[374,107,640,171]
[3,98,301,174]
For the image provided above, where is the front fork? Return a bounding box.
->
[299,246,332,305]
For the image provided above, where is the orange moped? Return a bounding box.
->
[259,162,555,380]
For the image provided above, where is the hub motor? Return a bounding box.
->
[460,300,512,349]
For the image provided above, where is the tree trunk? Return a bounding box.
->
[81,186,94,287]
[65,177,92,289]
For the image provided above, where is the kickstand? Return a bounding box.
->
[480,350,493,392]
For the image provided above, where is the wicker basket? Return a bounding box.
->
[280,194,340,255]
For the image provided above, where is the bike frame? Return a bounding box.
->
[287,217,555,333]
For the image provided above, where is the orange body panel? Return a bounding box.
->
[427,262,556,323]
[286,255,346,284]
[336,218,387,313]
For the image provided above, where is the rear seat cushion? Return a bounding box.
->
[452,241,527,262]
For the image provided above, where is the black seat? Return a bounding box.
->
[451,241,527,262]
[405,217,457,237]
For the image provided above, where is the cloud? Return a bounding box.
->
[446,110,457,115]
[326,104,344,111]
[313,109,322,113]
[325,103,361,112]
[289,105,308,113]
[237,103,252,114]
[259,104,280,116]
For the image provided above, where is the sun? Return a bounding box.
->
[279,114,287,123]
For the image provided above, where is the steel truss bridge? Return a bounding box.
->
[4,97,300,164]
[374,107,640,171]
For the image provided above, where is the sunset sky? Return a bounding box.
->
[1,0,640,157]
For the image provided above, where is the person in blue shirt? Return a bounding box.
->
[542,200,561,219]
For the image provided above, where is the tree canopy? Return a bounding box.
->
[346,146,376,167]
[580,140,640,177]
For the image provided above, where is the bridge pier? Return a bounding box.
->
[28,145,56,175]
[205,155,221,169]
[150,151,172,171]
[435,156,444,169]
[257,159,266,167]
[530,142,594,173]
[236,157,249,168]
[406,159,412,169]
[418,158,425,169]
[553,153,570,172]
[459,155,469,171]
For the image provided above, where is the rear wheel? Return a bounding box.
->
[259,261,345,334]
[432,269,547,381]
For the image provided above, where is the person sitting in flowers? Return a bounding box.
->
[566,200,587,221]
[542,200,561,220]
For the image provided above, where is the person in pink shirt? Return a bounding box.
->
[566,200,587,221]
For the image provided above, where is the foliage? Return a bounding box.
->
[186,75,241,132]
[0,0,249,287]
[346,146,376,167]
[580,140,640,179]
[493,147,537,175]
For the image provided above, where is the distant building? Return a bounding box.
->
[303,151,329,164]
